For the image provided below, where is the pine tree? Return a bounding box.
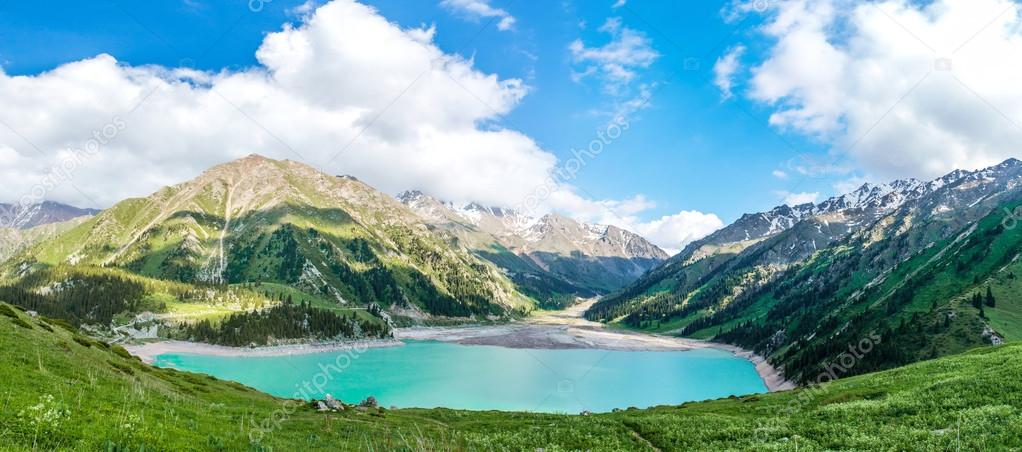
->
[986,287,996,308]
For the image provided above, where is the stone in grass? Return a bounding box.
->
[324,394,344,411]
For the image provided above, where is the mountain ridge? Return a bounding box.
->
[587,157,1022,382]
[4,154,531,320]
[0,201,99,230]
[399,189,668,306]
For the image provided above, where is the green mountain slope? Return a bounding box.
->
[2,301,1021,450]
[587,159,1022,383]
[0,216,91,263]
[4,155,531,320]
[712,194,1022,381]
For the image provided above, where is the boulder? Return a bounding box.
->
[324,394,344,411]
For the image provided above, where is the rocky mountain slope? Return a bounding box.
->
[0,216,93,263]
[588,158,1022,382]
[400,190,668,306]
[4,155,531,319]
[0,201,99,229]
[0,202,99,262]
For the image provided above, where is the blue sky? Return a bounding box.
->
[1,0,1018,250]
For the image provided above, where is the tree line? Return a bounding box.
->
[182,300,391,346]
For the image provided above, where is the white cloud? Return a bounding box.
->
[569,17,659,93]
[776,190,820,206]
[0,0,722,254]
[771,169,789,179]
[740,0,1022,180]
[0,0,546,209]
[627,211,725,255]
[612,0,627,8]
[713,45,745,99]
[547,191,723,253]
[440,0,516,31]
[288,0,320,16]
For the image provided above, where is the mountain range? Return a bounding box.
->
[5,155,1022,383]
[0,201,99,229]
[0,203,97,262]
[588,158,1022,382]
[399,190,667,307]
[0,155,666,326]
[2,155,539,320]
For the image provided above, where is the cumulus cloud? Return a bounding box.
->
[627,211,725,255]
[772,169,789,179]
[440,0,516,31]
[776,190,820,206]
[570,17,659,93]
[713,45,745,99]
[570,17,660,122]
[0,0,546,209]
[739,0,1022,180]
[0,0,720,252]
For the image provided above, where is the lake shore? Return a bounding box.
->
[126,299,795,392]
[394,299,795,392]
[395,323,795,392]
[125,338,403,364]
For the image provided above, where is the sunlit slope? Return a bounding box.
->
[5,155,531,318]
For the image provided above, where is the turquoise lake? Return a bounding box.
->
[153,340,767,413]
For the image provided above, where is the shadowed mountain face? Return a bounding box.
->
[587,158,1022,382]
[399,190,668,307]
[0,201,99,229]
[5,155,531,318]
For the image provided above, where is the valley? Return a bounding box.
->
[6,1,1022,448]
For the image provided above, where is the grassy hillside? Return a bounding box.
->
[2,301,1021,450]
[0,216,91,263]
[0,265,391,346]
